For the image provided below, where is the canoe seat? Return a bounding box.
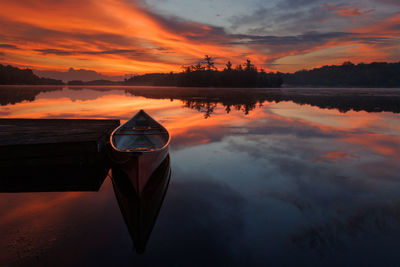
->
[120,126,162,131]
[114,132,168,135]
[133,126,152,130]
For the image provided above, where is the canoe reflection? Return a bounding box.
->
[111,154,171,254]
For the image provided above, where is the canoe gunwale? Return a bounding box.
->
[110,110,171,154]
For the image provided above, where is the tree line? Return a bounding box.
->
[284,61,400,87]
[2,60,400,88]
[0,64,63,85]
[124,55,283,87]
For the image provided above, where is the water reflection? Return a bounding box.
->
[0,86,62,106]
[0,86,399,265]
[0,155,171,263]
[0,162,109,192]
[123,87,400,116]
[111,154,171,253]
[1,86,399,116]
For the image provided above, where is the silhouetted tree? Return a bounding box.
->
[244,59,256,72]
[191,63,205,71]
[203,55,216,71]
[225,61,232,71]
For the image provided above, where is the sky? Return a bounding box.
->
[0,0,399,76]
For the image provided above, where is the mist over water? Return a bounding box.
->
[0,86,399,266]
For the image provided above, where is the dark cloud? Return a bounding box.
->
[34,49,73,56]
[373,0,400,6]
[229,32,357,46]
[228,31,391,49]
[0,44,18,49]
[34,48,142,56]
[389,24,400,31]
[229,4,333,36]
[275,0,323,9]
[224,30,393,66]
[145,11,229,43]
[33,45,172,63]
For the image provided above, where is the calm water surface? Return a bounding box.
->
[0,86,400,266]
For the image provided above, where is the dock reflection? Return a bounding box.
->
[111,154,171,254]
[0,160,110,192]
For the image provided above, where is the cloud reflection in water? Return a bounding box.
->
[0,86,399,265]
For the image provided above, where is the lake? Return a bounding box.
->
[0,86,399,266]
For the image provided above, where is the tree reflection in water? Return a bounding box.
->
[123,87,400,117]
[1,86,399,117]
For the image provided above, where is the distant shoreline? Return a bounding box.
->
[1,84,399,93]
[2,84,399,89]
[1,61,400,88]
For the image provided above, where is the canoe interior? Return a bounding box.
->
[112,110,169,152]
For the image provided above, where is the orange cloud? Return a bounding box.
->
[353,13,400,35]
[0,0,399,73]
[0,0,253,74]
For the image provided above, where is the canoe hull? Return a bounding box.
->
[110,145,169,195]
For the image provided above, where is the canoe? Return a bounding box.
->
[110,110,170,195]
[111,154,171,254]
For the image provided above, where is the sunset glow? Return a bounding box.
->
[0,0,399,76]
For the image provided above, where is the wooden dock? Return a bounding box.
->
[0,119,120,146]
[0,119,120,192]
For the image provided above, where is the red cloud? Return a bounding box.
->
[324,3,374,17]
[0,0,397,74]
